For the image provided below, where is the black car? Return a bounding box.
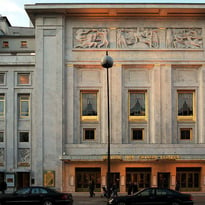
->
[108,187,194,205]
[0,186,73,205]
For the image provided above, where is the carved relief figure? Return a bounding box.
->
[117,28,160,49]
[74,28,109,48]
[18,148,30,164]
[166,28,203,48]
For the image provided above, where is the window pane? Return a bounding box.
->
[84,129,95,140]
[19,95,30,118]
[132,129,143,140]
[82,93,97,116]
[18,73,30,85]
[0,132,4,142]
[130,93,145,116]
[19,132,29,142]
[178,93,193,116]
[0,74,5,84]
[0,101,4,116]
[0,95,5,117]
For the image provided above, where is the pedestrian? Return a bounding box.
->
[111,182,118,197]
[132,182,138,194]
[127,181,133,195]
[0,180,7,194]
[88,180,95,197]
[175,181,180,192]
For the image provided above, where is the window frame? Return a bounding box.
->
[177,90,196,121]
[80,90,99,121]
[83,128,96,141]
[17,73,31,85]
[0,73,6,85]
[132,128,144,141]
[180,128,192,141]
[20,41,28,48]
[0,132,4,143]
[128,90,148,121]
[19,94,30,119]
[2,41,9,48]
[0,94,5,118]
[19,131,29,143]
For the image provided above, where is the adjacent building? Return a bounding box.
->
[1,3,205,192]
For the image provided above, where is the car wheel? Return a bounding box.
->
[42,200,54,205]
[117,202,126,205]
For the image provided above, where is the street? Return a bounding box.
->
[73,193,205,205]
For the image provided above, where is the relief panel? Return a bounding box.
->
[18,148,30,167]
[73,28,109,48]
[117,28,160,49]
[166,28,203,49]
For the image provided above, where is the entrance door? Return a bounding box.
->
[158,172,170,188]
[110,172,120,190]
[16,172,30,189]
[75,168,101,192]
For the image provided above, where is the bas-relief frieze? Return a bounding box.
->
[18,148,30,167]
[166,28,203,49]
[117,28,160,49]
[73,28,109,48]
[73,27,203,49]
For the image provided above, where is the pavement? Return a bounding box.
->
[72,192,205,205]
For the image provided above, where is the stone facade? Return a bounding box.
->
[1,3,205,192]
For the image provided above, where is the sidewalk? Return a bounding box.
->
[71,191,205,197]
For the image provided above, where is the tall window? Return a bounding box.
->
[0,132,4,142]
[129,90,147,121]
[81,90,98,121]
[0,73,5,85]
[0,95,5,117]
[177,90,195,121]
[19,95,30,118]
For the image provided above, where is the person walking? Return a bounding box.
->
[88,180,95,197]
[0,180,7,194]
[127,181,133,195]
[132,182,138,194]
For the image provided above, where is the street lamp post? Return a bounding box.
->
[101,51,113,198]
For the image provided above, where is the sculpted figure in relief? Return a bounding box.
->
[74,28,109,48]
[117,28,160,49]
[18,149,30,163]
[166,28,203,48]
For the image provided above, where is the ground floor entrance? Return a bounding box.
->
[62,160,205,193]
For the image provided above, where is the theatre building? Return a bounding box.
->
[1,2,205,192]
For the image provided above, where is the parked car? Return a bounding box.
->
[0,186,73,205]
[108,187,194,205]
